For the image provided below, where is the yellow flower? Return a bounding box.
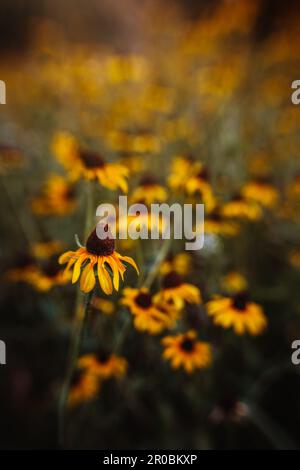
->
[241,178,279,208]
[121,287,178,334]
[92,296,115,315]
[52,132,128,192]
[131,176,168,205]
[203,207,240,236]
[206,292,267,335]
[31,240,63,259]
[221,194,262,220]
[68,369,100,407]
[221,271,248,294]
[162,330,212,373]
[58,226,138,294]
[168,155,200,192]
[155,272,201,310]
[29,257,71,292]
[6,253,39,284]
[160,252,191,276]
[31,174,76,216]
[78,351,128,379]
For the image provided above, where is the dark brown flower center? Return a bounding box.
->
[80,149,105,169]
[135,292,152,309]
[43,258,61,277]
[181,338,195,352]
[231,193,243,202]
[197,167,209,181]
[71,369,84,387]
[163,271,182,289]
[95,349,110,364]
[209,209,222,222]
[86,226,115,256]
[232,292,248,311]
[15,253,35,268]
[140,175,157,187]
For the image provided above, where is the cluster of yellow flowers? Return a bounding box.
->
[2,0,300,409]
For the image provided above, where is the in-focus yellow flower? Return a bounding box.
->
[156,271,201,310]
[68,369,100,407]
[241,178,279,208]
[131,175,168,205]
[52,132,128,192]
[31,174,76,216]
[162,330,212,373]
[160,252,191,276]
[78,351,128,379]
[221,271,248,294]
[58,226,138,294]
[121,287,178,334]
[206,292,267,335]
[221,194,262,220]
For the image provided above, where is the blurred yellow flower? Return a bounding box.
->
[162,330,212,373]
[206,292,267,335]
[52,132,129,192]
[78,351,128,379]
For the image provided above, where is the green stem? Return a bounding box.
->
[58,289,94,448]
[144,237,172,288]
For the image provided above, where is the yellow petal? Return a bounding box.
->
[97,259,113,295]
[80,263,96,293]
[58,251,74,265]
[117,254,139,275]
[107,256,120,291]
[72,254,86,284]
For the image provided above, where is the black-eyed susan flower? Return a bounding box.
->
[221,193,262,220]
[92,296,115,315]
[58,225,138,294]
[29,257,71,292]
[68,369,100,407]
[31,240,63,259]
[131,175,168,205]
[121,287,178,334]
[160,252,191,276]
[52,132,128,192]
[168,155,200,192]
[161,330,212,373]
[206,292,267,335]
[155,271,201,310]
[241,177,279,208]
[78,350,128,379]
[31,174,76,216]
[6,253,39,284]
[204,207,240,236]
[221,271,248,294]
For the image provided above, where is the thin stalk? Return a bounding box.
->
[58,289,94,448]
